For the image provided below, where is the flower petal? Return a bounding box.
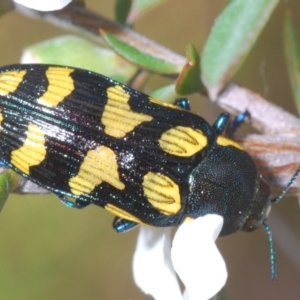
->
[171,214,227,300]
[133,226,183,300]
[14,0,72,11]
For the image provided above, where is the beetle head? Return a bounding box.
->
[186,144,272,236]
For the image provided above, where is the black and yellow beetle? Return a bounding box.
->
[0,64,294,240]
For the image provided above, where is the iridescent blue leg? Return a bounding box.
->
[229,110,250,137]
[113,217,138,233]
[0,161,6,167]
[174,98,191,111]
[212,113,230,135]
[55,193,90,209]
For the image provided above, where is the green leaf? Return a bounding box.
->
[0,169,22,212]
[0,171,11,212]
[115,0,132,25]
[201,0,279,100]
[284,11,300,116]
[6,170,24,193]
[102,31,181,74]
[21,35,138,83]
[150,84,178,103]
[176,44,205,95]
[127,0,168,24]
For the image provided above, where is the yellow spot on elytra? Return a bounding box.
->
[142,172,181,215]
[11,123,46,175]
[101,86,153,138]
[159,126,207,157]
[0,109,3,130]
[217,136,243,150]
[183,216,195,223]
[149,96,181,109]
[105,203,143,224]
[69,145,125,196]
[0,70,27,96]
[38,67,74,107]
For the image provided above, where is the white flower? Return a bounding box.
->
[133,214,227,300]
[14,0,72,11]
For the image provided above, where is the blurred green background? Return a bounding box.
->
[0,0,300,299]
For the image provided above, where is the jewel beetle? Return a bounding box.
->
[0,64,298,244]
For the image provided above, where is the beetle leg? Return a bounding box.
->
[229,110,251,137]
[173,98,191,111]
[112,217,138,233]
[55,193,90,209]
[212,112,230,135]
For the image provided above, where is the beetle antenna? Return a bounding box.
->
[264,223,276,280]
[272,164,300,203]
